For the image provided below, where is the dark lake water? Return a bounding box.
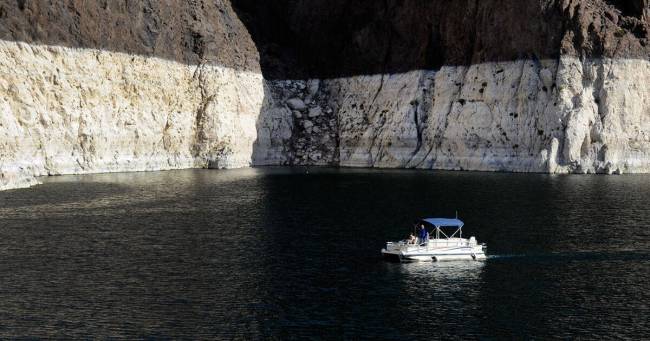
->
[1,168,649,339]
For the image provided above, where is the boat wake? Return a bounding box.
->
[487,251,650,262]
[486,254,526,259]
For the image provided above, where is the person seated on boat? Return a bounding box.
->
[418,224,427,245]
[408,233,416,244]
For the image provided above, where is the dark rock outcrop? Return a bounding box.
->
[232,0,650,78]
[0,0,261,71]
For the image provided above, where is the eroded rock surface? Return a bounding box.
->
[0,41,264,190]
[260,57,650,174]
[1,0,650,190]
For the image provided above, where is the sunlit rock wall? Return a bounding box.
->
[264,57,650,174]
[0,41,265,190]
[331,57,650,173]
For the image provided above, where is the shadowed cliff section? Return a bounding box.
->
[0,0,649,78]
[232,0,650,79]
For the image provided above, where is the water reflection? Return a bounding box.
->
[375,261,486,339]
[391,260,485,280]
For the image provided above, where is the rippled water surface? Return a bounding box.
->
[1,168,650,339]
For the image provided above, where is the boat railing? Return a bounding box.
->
[388,238,476,251]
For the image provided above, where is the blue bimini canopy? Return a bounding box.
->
[422,218,464,228]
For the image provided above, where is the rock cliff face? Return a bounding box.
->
[0,40,264,190]
[0,0,267,190]
[243,0,650,173]
[1,0,649,190]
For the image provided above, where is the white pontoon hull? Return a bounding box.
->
[382,238,486,262]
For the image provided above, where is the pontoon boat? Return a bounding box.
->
[381,218,486,262]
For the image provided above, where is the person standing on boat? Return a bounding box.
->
[418,224,427,245]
